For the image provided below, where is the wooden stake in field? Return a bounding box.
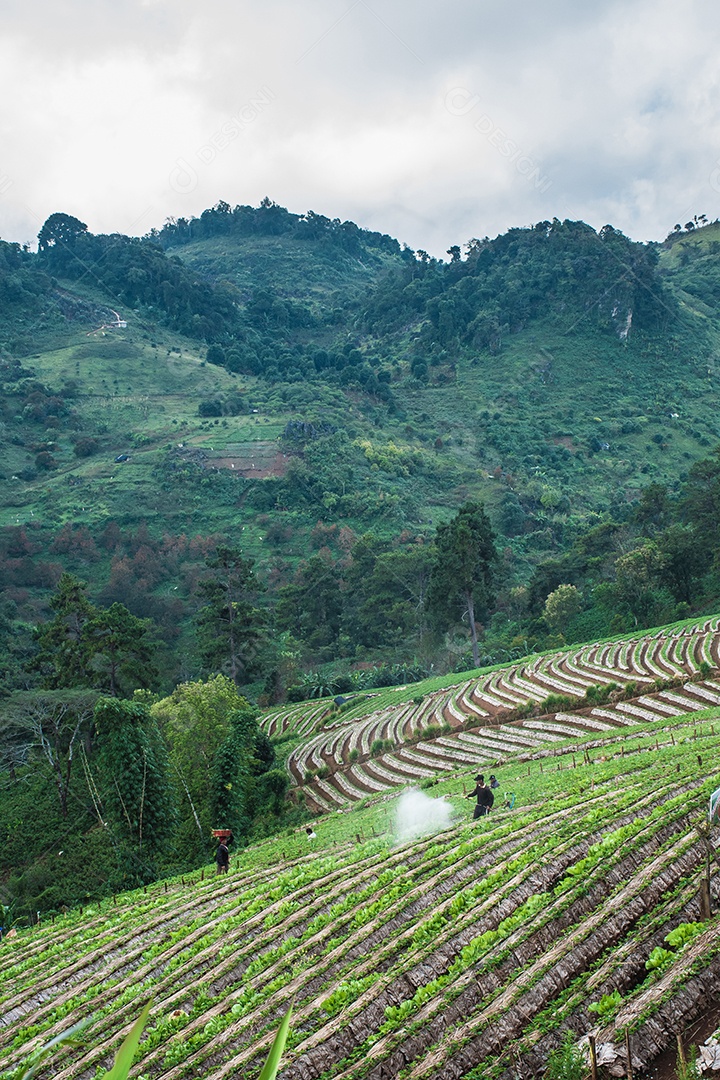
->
[625,1029,634,1080]
[589,1035,598,1080]
[700,858,712,919]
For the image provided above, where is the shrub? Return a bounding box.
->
[206,344,226,366]
[370,738,385,757]
[583,682,618,706]
[541,693,577,713]
[286,684,309,703]
[73,437,99,458]
[544,1031,586,1080]
[35,451,56,471]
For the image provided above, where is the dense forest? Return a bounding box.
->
[2,200,720,917]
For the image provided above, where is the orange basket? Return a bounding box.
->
[211,829,233,841]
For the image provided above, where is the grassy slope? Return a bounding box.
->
[174,233,401,308]
[1,699,717,1080]
[4,289,719,536]
[3,223,720,541]
[3,220,720,685]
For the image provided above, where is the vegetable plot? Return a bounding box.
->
[277,618,720,810]
[1,708,718,1080]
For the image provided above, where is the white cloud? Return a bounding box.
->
[2,0,720,254]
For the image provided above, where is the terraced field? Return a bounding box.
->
[263,618,720,812]
[2,625,720,1080]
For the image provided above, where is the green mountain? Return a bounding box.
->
[1,204,720,691]
[3,206,720,1080]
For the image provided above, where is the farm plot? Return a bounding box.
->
[1,715,718,1080]
[281,619,720,810]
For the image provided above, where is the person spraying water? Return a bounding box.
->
[466,774,494,819]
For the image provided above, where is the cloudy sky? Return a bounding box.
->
[2,0,720,256]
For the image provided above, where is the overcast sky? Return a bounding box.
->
[2,0,720,256]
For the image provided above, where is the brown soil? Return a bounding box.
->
[207,439,291,478]
[643,1004,720,1080]
[553,436,577,452]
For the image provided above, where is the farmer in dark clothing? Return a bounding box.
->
[216,839,230,875]
[467,774,494,819]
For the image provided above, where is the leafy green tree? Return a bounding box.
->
[682,447,720,556]
[33,574,96,689]
[206,344,226,366]
[151,675,249,846]
[606,542,670,627]
[341,539,436,656]
[632,482,674,534]
[85,604,158,696]
[210,704,275,839]
[543,584,582,634]
[655,524,707,603]
[257,769,290,815]
[33,576,159,697]
[275,553,343,655]
[94,698,176,873]
[37,212,88,252]
[195,546,266,685]
[426,502,498,667]
[210,731,248,835]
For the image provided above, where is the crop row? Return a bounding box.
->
[262,619,720,746]
[288,784,713,1080]
[3,715,717,1080]
[297,676,720,812]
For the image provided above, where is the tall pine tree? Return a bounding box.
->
[427,502,498,668]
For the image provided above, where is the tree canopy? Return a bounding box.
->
[427,502,498,668]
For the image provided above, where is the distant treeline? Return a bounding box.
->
[152,197,407,261]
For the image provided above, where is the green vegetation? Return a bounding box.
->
[0,682,299,915]
[3,207,720,702]
[4,203,720,1030]
[1,702,718,1080]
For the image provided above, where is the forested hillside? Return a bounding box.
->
[2,204,720,695]
[3,201,720,915]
